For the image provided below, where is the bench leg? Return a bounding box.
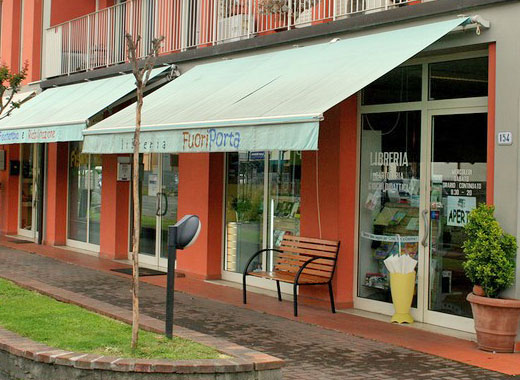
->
[328,282,336,314]
[243,274,247,304]
[293,283,298,317]
[276,281,282,301]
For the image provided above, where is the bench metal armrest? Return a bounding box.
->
[295,256,324,285]
[243,248,283,275]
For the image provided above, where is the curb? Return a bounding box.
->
[0,271,284,375]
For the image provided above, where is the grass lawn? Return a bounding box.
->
[0,278,223,360]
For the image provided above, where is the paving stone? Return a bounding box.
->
[0,246,514,379]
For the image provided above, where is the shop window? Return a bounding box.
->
[362,65,422,105]
[357,111,421,305]
[429,57,488,100]
[67,142,102,246]
[224,151,301,274]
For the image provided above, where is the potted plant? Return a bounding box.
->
[463,204,520,352]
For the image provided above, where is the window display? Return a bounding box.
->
[357,111,421,305]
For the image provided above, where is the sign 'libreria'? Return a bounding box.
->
[183,128,240,150]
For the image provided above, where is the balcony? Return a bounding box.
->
[44,0,425,78]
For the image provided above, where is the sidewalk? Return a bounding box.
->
[0,238,516,379]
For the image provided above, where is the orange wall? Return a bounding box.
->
[21,0,43,82]
[176,153,224,280]
[45,142,68,245]
[50,0,96,26]
[0,0,42,82]
[0,144,20,235]
[100,154,130,259]
[300,96,358,307]
[1,0,23,70]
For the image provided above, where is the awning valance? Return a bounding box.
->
[82,17,470,154]
[0,68,167,145]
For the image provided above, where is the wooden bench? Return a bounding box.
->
[242,235,340,316]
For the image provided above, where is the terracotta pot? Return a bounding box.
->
[473,285,485,297]
[467,293,520,353]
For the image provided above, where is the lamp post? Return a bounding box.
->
[166,214,201,339]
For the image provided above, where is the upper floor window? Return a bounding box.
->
[362,65,422,105]
[361,56,488,106]
[428,57,488,100]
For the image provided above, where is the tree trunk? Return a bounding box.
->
[131,92,143,350]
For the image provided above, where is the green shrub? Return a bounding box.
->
[462,204,516,298]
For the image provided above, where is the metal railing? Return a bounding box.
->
[43,0,425,78]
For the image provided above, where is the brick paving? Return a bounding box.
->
[0,246,514,379]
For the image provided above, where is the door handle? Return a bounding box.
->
[155,192,162,216]
[421,209,429,247]
[161,192,168,217]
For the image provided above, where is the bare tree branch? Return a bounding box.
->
[125,32,164,350]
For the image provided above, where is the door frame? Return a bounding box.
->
[138,153,173,269]
[353,52,489,331]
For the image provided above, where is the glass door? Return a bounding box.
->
[224,152,265,274]
[223,151,302,287]
[67,142,103,250]
[423,110,488,331]
[138,153,179,268]
[19,144,39,239]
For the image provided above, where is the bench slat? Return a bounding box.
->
[276,258,334,273]
[248,271,329,284]
[278,245,337,259]
[274,264,333,278]
[279,241,339,253]
[283,235,339,246]
[276,253,335,266]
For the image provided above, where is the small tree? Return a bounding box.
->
[0,63,28,118]
[125,34,164,349]
[463,204,517,298]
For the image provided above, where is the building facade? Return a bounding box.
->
[0,0,519,337]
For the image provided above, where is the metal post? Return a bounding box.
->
[106,8,111,66]
[86,15,91,71]
[247,0,252,39]
[165,225,177,339]
[212,0,218,44]
[67,21,72,75]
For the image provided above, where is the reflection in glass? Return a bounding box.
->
[68,142,103,245]
[268,151,301,270]
[139,154,160,255]
[225,152,265,274]
[357,111,421,305]
[160,155,179,259]
[68,142,89,242]
[20,145,34,230]
[429,113,487,318]
[88,155,103,245]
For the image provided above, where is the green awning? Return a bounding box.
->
[0,68,166,145]
[82,17,470,154]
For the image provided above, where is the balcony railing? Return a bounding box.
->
[44,0,425,78]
